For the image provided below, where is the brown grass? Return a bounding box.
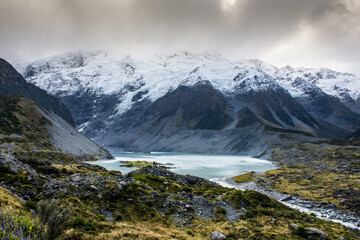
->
[262,167,360,211]
[93,222,200,240]
[232,171,255,183]
[0,186,22,209]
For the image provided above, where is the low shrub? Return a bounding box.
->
[17,174,26,183]
[73,217,97,232]
[0,207,41,240]
[0,165,10,173]
[37,199,72,240]
[24,200,37,210]
[186,229,194,236]
[293,226,308,238]
[98,214,106,221]
[245,209,254,218]
[19,157,60,176]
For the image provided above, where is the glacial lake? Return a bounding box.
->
[92,152,277,182]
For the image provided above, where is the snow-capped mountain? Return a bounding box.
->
[21,51,360,110]
[17,51,360,154]
[278,65,360,102]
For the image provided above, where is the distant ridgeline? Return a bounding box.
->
[19,51,360,154]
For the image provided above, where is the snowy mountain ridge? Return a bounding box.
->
[21,50,360,118]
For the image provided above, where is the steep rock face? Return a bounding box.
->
[235,107,261,128]
[92,82,237,151]
[232,88,317,131]
[0,58,74,125]
[297,94,360,131]
[61,89,121,127]
[144,82,233,131]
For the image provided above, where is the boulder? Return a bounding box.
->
[290,223,299,230]
[209,231,227,240]
[305,227,326,239]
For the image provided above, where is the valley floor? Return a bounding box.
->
[1,147,360,239]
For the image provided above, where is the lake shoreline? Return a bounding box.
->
[92,152,277,179]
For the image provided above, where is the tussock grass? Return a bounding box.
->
[94,222,200,240]
[0,95,54,154]
[232,171,255,183]
[0,186,22,209]
[120,160,172,169]
[263,167,360,209]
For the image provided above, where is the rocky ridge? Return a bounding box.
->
[18,51,360,153]
[0,58,73,125]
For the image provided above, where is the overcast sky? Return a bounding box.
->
[1,0,360,74]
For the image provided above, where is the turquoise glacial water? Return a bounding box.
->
[92,152,277,181]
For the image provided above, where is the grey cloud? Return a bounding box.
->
[0,0,359,74]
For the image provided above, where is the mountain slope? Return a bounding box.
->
[276,67,360,130]
[145,81,233,131]
[89,82,320,155]
[0,95,111,159]
[0,58,74,125]
[18,51,360,153]
[347,127,360,141]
